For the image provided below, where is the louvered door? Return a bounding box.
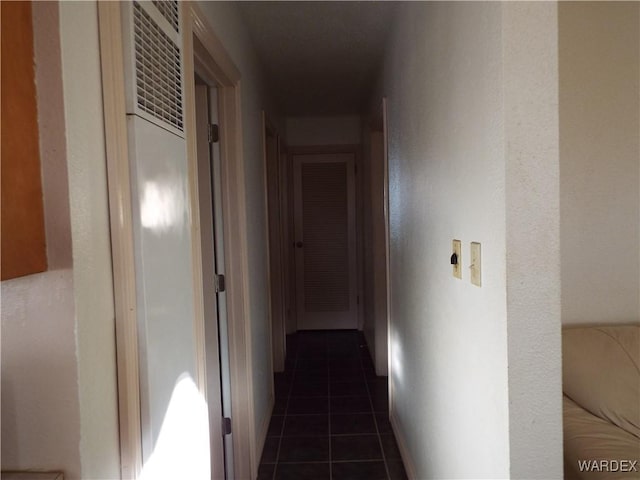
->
[293,152,357,330]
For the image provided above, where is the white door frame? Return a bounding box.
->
[99,2,257,478]
[194,81,226,480]
[262,113,286,373]
[183,5,257,479]
[98,4,142,476]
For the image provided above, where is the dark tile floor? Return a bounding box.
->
[258,330,408,480]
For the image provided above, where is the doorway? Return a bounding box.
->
[194,76,233,479]
[187,12,257,477]
[363,99,391,377]
[291,147,359,330]
[101,3,258,478]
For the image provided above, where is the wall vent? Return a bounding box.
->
[122,1,184,137]
[152,0,179,32]
[133,2,183,132]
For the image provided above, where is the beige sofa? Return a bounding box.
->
[563,325,640,480]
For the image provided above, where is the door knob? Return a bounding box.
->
[296,241,304,248]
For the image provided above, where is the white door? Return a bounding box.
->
[293,152,358,330]
[195,83,233,479]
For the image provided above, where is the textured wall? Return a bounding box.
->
[503,3,562,477]
[1,3,120,479]
[1,270,82,478]
[58,2,121,478]
[559,2,640,325]
[286,115,362,146]
[378,3,510,476]
[375,2,562,477]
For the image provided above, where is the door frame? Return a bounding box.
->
[281,144,297,335]
[98,2,257,478]
[289,144,361,331]
[370,97,394,410]
[193,79,227,480]
[184,5,257,479]
[262,113,286,373]
[97,5,142,476]
[371,99,392,371]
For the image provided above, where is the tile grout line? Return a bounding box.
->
[276,458,386,464]
[359,334,392,480]
[271,340,298,480]
[328,336,333,480]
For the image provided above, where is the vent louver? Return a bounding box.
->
[152,0,179,33]
[301,163,350,312]
[131,1,183,133]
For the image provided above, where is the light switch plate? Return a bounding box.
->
[452,239,462,279]
[470,242,481,286]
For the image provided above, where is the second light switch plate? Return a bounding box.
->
[470,242,481,287]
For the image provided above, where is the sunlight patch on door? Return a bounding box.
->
[139,373,211,480]
[140,178,187,234]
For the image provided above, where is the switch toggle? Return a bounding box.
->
[452,239,462,279]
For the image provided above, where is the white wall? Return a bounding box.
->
[503,3,562,477]
[1,3,120,479]
[375,3,561,478]
[196,0,283,467]
[1,271,81,478]
[35,1,72,271]
[286,115,361,146]
[559,2,640,326]
[59,3,122,477]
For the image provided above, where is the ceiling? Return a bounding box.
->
[238,2,400,116]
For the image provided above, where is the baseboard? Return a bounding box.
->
[390,409,418,480]
[255,392,274,475]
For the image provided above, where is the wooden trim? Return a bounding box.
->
[355,141,365,331]
[97,4,142,478]
[229,82,258,476]
[193,35,231,88]
[189,3,240,84]
[262,112,286,373]
[193,81,226,480]
[261,111,273,375]
[382,98,393,411]
[283,144,298,335]
[181,2,208,401]
[185,3,257,478]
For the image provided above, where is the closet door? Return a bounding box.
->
[293,152,357,330]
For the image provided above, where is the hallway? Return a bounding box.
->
[258,331,407,479]
[2,2,608,478]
